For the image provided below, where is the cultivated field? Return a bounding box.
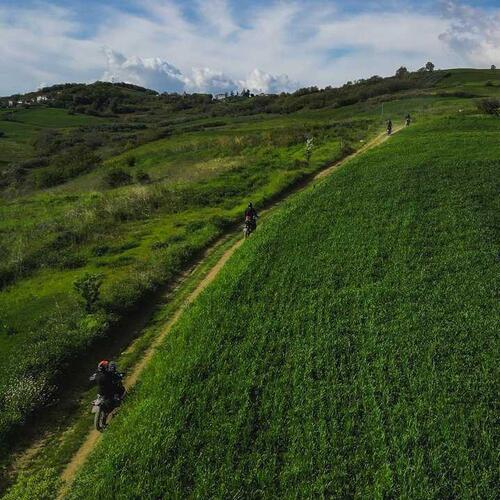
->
[66,114,500,498]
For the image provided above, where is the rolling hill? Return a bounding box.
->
[0,68,499,498]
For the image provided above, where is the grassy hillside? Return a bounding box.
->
[0,102,370,451]
[0,69,498,466]
[66,114,499,498]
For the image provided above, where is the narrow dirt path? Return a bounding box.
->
[57,127,402,498]
[314,127,401,180]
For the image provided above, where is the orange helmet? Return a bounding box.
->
[97,360,109,372]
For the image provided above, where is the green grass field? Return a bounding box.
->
[0,109,104,169]
[67,115,499,498]
[0,104,368,449]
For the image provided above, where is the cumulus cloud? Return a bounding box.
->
[101,49,296,95]
[101,48,187,92]
[439,1,500,65]
[242,69,296,94]
[186,67,238,94]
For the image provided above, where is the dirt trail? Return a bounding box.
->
[57,127,401,498]
[314,127,401,180]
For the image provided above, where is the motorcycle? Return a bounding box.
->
[90,372,125,431]
[243,216,256,238]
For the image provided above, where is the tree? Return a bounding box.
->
[395,66,409,79]
[425,61,435,72]
[491,65,497,70]
[74,273,103,312]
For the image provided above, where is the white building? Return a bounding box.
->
[36,95,48,103]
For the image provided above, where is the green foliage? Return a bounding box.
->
[2,467,60,500]
[103,167,132,187]
[32,146,100,188]
[395,66,409,79]
[477,98,500,116]
[125,155,136,167]
[135,169,151,184]
[73,273,103,312]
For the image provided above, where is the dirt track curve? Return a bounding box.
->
[57,126,401,498]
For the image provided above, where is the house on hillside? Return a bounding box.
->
[36,95,48,103]
[214,93,227,100]
[8,100,14,107]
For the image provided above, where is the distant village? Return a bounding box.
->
[1,94,52,108]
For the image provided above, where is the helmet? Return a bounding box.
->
[108,361,117,373]
[97,360,109,372]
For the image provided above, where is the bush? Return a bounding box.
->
[103,167,132,187]
[477,98,500,116]
[292,159,308,170]
[135,169,151,184]
[341,142,356,156]
[0,130,5,138]
[33,168,66,188]
[74,273,103,312]
[126,156,136,167]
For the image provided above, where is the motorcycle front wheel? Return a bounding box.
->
[94,407,108,431]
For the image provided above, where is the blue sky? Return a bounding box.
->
[1,0,499,95]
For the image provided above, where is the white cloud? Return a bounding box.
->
[100,49,295,94]
[439,0,500,66]
[101,48,187,92]
[241,69,296,94]
[196,0,239,38]
[186,67,237,94]
[1,1,499,96]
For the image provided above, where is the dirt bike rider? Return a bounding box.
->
[386,119,393,135]
[244,202,258,231]
[94,360,115,403]
[405,113,411,127]
[108,361,125,400]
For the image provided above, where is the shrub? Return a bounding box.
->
[0,130,5,138]
[74,273,104,312]
[135,169,151,184]
[477,98,500,116]
[33,168,66,188]
[341,142,356,156]
[103,167,132,188]
[126,156,136,167]
[292,159,308,170]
